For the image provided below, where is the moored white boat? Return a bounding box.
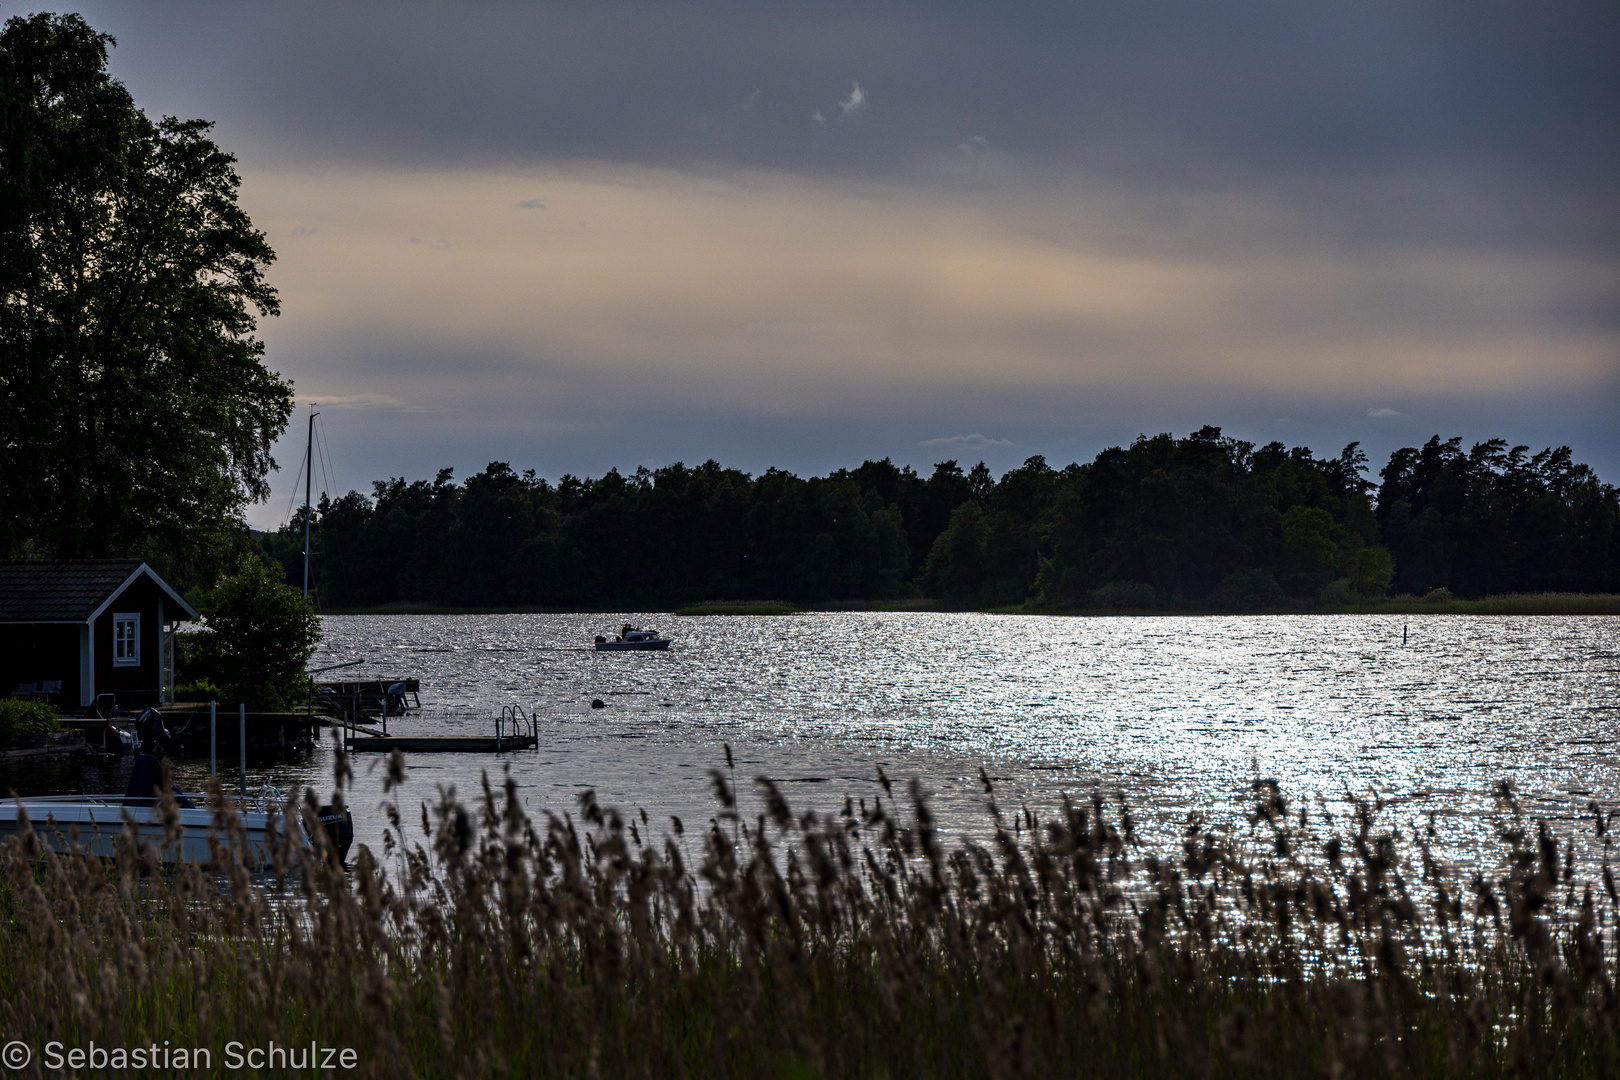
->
[0,794,297,865]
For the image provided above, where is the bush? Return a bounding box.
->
[0,698,60,746]
[1347,544,1395,597]
[172,678,224,703]
[1087,580,1159,609]
[179,557,322,710]
[1423,586,1455,602]
[1207,568,1285,611]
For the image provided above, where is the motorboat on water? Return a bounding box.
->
[594,624,671,651]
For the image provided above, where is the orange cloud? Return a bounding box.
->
[241,162,1620,408]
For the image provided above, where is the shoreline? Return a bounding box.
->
[316,592,1620,617]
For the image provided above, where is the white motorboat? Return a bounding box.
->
[0,793,299,865]
[594,624,671,651]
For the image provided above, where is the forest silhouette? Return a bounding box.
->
[261,427,1620,611]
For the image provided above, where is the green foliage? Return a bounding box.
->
[1346,543,1395,597]
[1378,437,1620,597]
[0,697,59,746]
[1394,591,1620,614]
[0,12,291,578]
[267,458,928,609]
[1039,429,1399,608]
[1280,506,1394,600]
[921,500,990,604]
[673,602,801,616]
[260,428,1617,612]
[172,677,223,703]
[1208,568,1285,610]
[180,558,321,710]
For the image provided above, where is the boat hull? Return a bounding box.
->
[0,799,285,865]
[594,639,670,651]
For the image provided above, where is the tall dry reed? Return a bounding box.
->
[1,754,1617,1078]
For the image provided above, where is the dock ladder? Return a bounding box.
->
[498,705,540,753]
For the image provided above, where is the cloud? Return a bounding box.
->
[839,81,866,118]
[517,198,546,209]
[811,111,825,126]
[957,135,989,155]
[87,1,1618,264]
[1367,407,1403,418]
[242,162,1618,412]
[293,392,439,412]
[920,433,1014,449]
[290,224,320,236]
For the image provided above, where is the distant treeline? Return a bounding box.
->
[259,427,1620,610]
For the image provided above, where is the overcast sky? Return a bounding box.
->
[23,1,1619,526]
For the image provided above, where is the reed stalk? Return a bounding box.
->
[1,765,1616,1078]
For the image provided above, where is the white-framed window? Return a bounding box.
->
[113,613,140,666]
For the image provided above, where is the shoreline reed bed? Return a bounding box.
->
[2,761,1619,1078]
[1025,592,1620,617]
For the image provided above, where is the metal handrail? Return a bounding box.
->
[498,705,539,751]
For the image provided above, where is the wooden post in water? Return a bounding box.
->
[239,704,247,804]
[210,700,217,776]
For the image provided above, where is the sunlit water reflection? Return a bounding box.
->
[27,613,1619,875]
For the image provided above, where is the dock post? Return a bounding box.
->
[239,704,247,804]
[210,700,217,776]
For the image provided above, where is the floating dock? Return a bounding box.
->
[340,705,538,754]
[344,734,537,753]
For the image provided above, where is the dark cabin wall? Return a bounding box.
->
[0,623,82,705]
[92,576,171,706]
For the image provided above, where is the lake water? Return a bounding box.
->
[28,612,1620,872]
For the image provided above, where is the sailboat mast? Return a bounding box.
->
[303,409,319,597]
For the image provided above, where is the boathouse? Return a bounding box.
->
[0,560,197,712]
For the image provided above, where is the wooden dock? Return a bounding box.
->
[344,734,537,753]
[0,731,98,763]
[340,704,539,754]
[61,710,318,761]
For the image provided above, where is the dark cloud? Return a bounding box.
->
[48,1,1619,250]
[10,2,1615,518]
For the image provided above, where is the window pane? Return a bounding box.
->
[114,617,138,662]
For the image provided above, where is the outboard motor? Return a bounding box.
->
[134,707,180,757]
[124,709,196,808]
[315,801,354,863]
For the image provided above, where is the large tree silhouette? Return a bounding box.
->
[0,13,291,577]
